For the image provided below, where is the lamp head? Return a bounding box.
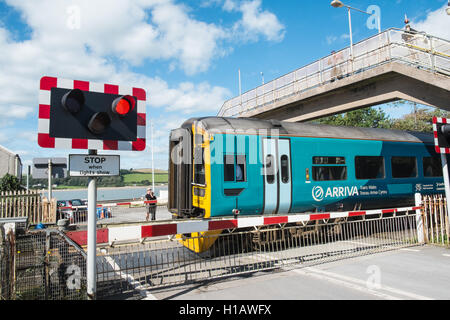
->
[331,0,344,8]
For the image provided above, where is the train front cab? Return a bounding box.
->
[169,122,220,253]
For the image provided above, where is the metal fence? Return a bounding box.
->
[96,211,419,298]
[0,227,86,300]
[218,28,450,117]
[3,193,450,299]
[422,194,450,246]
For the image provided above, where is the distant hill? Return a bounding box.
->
[131,168,168,174]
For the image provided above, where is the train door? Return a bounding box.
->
[168,128,192,218]
[262,138,292,214]
[278,139,292,213]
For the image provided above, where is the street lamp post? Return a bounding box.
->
[331,0,373,60]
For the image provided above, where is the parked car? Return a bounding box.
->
[70,199,84,207]
[56,199,87,223]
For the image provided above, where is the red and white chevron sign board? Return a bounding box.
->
[433,116,450,154]
[66,205,421,246]
[38,76,147,151]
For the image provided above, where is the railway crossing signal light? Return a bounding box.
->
[433,117,450,153]
[112,95,135,116]
[38,76,147,151]
[51,88,137,140]
[61,88,85,114]
[441,125,450,142]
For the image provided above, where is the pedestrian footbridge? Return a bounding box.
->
[217,28,450,122]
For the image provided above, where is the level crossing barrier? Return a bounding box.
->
[66,205,421,246]
[94,207,421,295]
[1,194,446,299]
[57,200,157,225]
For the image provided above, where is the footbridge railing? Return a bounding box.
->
[218,28,450,118]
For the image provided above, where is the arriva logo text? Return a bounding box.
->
[312,186,359,202]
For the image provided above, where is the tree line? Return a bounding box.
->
[26,169,134,189]
[313,101,449,132]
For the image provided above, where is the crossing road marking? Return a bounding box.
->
[442,254,450,257]
[101,254,158,300]
[291,267,433,300]
[291,268,400,300]
[400,248,421,252]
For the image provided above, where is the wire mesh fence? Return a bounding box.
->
[0,228,87,300]
[96,211,419,298]
[2,194,449,300]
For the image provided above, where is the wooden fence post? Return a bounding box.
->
[0,190,48,225]
[0,225,6,299]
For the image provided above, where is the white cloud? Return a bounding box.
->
[223,0,237,12]
[228,0,285,42]
[326,35,338,45]
[149,2,228,74]
[145,78,232,114]
[0,0,285,169]
[7,105,34,119]
[0,0,237,120]
[4,0,228,75]
[412,4,450,40]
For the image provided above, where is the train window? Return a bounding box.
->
[313,156,345,165]
[224,154,247,182]
[194,133,204,146]
[423,157,442,177]
[355,156,385,180]
[194,146,205,185]
[265,155,275,184]
[312,166,347,181]
[224,155,235,182]
[391,157,417,178]
[236,155,246,182]
[281,155,290,183]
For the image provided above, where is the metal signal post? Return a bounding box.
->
[432,117,450,223]
[37,76,146,300]
[86,149,97,300]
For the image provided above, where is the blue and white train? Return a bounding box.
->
[168,117,443,251]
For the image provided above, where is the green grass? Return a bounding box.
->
[54,185,85,189]
[122,172,168,184]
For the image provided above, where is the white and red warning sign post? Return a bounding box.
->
[38,76,147,299]
[432,116,450,222]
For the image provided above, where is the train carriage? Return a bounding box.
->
[168,117,444,252]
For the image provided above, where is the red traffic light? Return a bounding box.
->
[112,95,135,116]
[61,89,85,114]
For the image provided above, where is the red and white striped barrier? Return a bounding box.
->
[66,205,421,246]
[58,200,157,211]
[97,200,157,208]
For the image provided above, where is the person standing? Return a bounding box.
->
[145,188,157,221]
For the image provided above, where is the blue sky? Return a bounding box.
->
[0,0,449,171]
